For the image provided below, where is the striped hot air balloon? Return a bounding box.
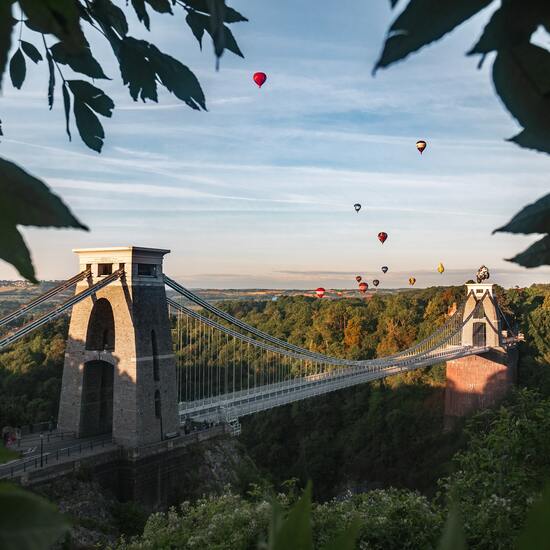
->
[416,140,427,154]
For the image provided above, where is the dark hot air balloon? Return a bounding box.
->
[355,275,362,283]
[373,279,379,287]
[253,72,267,88]
[358,282,368,293]
[416,140,427,154]
[354,203,361,213]
[378,232,388,244]
[408,277,416,286]
[315,287,326,298]
[381,266,388,274]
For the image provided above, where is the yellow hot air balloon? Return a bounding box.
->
[408,277,416,286]
[437,262,445,274]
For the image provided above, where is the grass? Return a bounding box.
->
[0,441,19,464]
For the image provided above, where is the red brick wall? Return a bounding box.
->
[445,349,517,421]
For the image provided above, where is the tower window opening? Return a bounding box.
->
[138,263,157,277]
[98,263,113,276]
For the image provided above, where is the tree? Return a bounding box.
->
[376,0,550,268]
[0,0,247,281]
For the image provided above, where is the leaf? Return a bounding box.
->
[148,45,207,109]
[493,194,550,235]
[89,0,128,38]
[506,234,550,268]
[186,10,207,48]
[518,482,550,550]
[206,0,226,61]
[62,81,71,139]
[437,506,467,550]
[468,4,539,55]
[0,156,88,281]
[46,50,55,109]
[50,42,108,79]
[20,40,43,64]
[185,0,247,22]
[73,100,105,152]
[131,0,150,30]
[493,43,550,141]
[0,1,16,90]
[268,482,313,550]
[68,80,114,117]
[508,128,550,155]
[388,0,399,7]
[9,49,26,89]
[19,0,86,52]
[374,0,492,72]
[0,483,70,550]
[223,25,244,57]
[145,0,172,14]
[320,519,361,550]
[117,37,158,101]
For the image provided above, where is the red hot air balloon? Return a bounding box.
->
[253,72,267,88]
[315,287,326,298]
[416,140,427,155]
[373,279,380,287]
[378,232,388,244]
[381,266,388,274]
[358,282,368,293]
[355,275,362,283]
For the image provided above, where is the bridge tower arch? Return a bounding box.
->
[57,247,179,447]
[445,283,517,427]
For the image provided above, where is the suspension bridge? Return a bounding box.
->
[0,247,519,484]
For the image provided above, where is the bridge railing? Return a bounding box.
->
[0,435,114,480]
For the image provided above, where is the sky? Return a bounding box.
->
[1,0,549,289]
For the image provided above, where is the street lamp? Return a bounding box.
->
[40,433,44,468]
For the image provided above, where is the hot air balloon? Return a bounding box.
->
[381,266,388,274]
[437,262,445,274]
[416,140,427,155]
[358,282,368,293]
[373,279,379,287]
[354,203,361,213]
[408,277,416,286]
[378,232,388,244]
[253,72,267,88]
[355,275,362,283]
[315,287,326,298]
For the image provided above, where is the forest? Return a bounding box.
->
[0,284,549,548]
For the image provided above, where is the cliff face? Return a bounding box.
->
[35,435,258,549]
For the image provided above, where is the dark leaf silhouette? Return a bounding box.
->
[0,2,15,90]
[9,49,26,89]
[62,81,71,139]
[0,157,87,281]
[46,49,55,109]
[374,0,492,71]
[506,235,550,268]
[494,194,550,235]
[88,0,128,38]
[20,40,43,64]
[51,42,108,79]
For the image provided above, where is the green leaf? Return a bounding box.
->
[50,42,108,79]
[9,49,26,89]
[19,0,86,52]
[506,234,550,268]
[468,4,538,55]
[374,0,492,72]
[518,483,550,550]
[268,482,313,550]
[62,81,71,139]
[131,0,150,30]
[0,1,16,90]
[20,40,42,63]
[493,43,550,142]
[437,506,467,550]
[494,194,550,235]
[0,156,87,281]
[320,519,361,550]
[0,483,70,550]
[46,50,55,109]
[68,80,114,117]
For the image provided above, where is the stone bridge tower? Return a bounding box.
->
[57,247,179,447]
[444,283,517,428]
